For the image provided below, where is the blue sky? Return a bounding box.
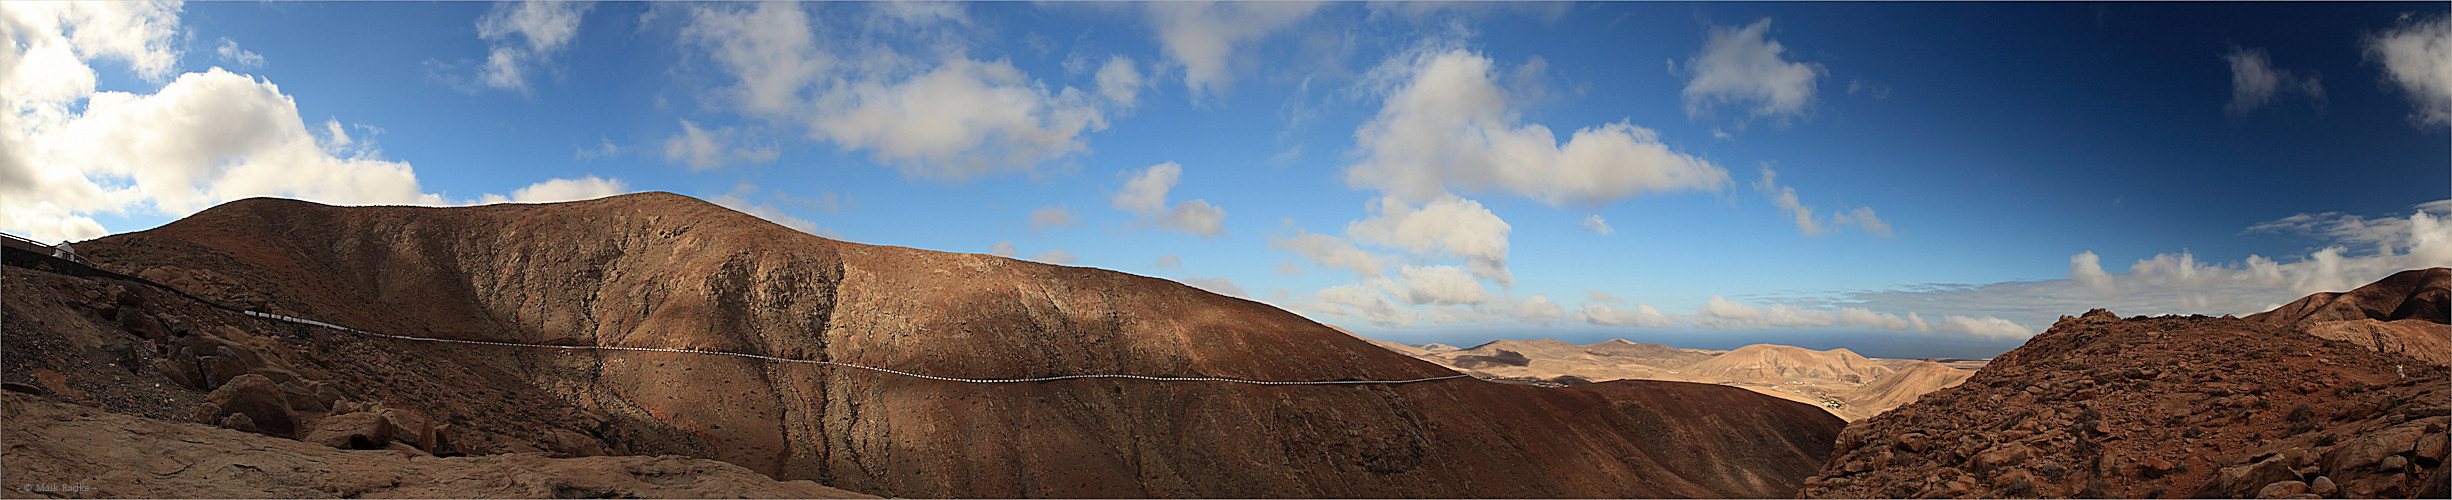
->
[7,2,2448,359]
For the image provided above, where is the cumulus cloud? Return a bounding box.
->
[1940,315,2031,339]
[2223,46,2325,116]
[1347,195,1512,286]
[1142,1,1322,99]
[2365,13,2452,127]
[1349,46,1730,205]
[1395,265,1490,305]
[680,3,1116,180]
[29,68,445,218]
[478,176,630,205]
[1112,162,1229,238]
[810,58,1107,179]
[1301,279,1418,327]
[1152,254,1181,270]
[1032,249,1079,265]
[662,120,779,170]
[988,240,1018,257]
[473,1,591,92]
[1094,55,1146,106]
[1682,19,1823,120]
[1585,290,1625,303]
[1268,228,1385,278]
[1578,302,1680,327]
[1581,214,1615,235]
[213,38,262,68]
[1753,166,1890,237]
[1029,205,1079,231]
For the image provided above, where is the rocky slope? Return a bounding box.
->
[7,193,1845,498]
[1799,306,2450,499]
[2246,267,2450,365]
[0,392,871,498]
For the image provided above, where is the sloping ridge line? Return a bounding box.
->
[6,245,1466,386]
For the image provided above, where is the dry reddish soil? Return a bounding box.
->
[1799,305,2451,499]
[0,393,870,499]
[5,193,1845,498]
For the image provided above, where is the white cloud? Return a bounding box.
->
[679,2,828,116]
[1114,162,1179,215]
[1578,302,1680,327]
[478,176,631,205]
[1754,166,1891,237]
[1349,46,1730,205]
[1299,279,1417,327]
[1032,249,1079,265]
[1834,201,2452,328]
[213,38,262,68]
[1396,265,1490,305]
[988,240,1018,257]
[1029,205,1079,231]
[1152,254,1181,270]
[474,1,591,92]
[1346,195,1512,286]
[2070,251,2117,295]
[1581,214,1614,235]
[1498,294,1566,325]
[1940,315,2031,339]
[2365,13,2452,126]
[810,58,1108,179]
[39,69,446,215]
[1268,229,1385,278]
[679,3,1115,180]
[1682,19,1823,120]
[1585,290,1625,304]
[1829,206,1894,237]
[2223,46,2325,117]
[661,120,778,170]
[1112,162,1228,238]
[1142,1,1323,99]
[1094,55,1145,106]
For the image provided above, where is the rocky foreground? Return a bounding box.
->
[0,392,870,498]
[1802,301,2449,498]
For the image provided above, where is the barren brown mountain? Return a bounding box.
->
[2246,267,2451,365]
[1800,301,2450,498]
[4,192,1845,498]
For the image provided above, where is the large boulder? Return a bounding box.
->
[203,373,297,438]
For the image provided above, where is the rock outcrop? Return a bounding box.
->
[2247,267,2450,366]
[1800,301,2450,499]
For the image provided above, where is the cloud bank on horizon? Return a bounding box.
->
[4,2,2447,354]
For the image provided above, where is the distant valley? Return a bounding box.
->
[1351,332,1980,421]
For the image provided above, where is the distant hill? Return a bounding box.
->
[1354,335,1979,421]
